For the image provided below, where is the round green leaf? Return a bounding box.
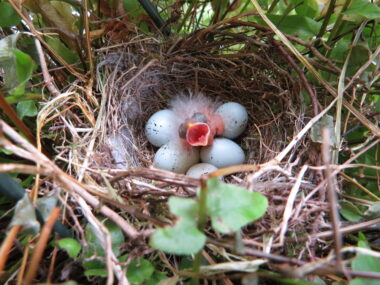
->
[16,100,37,120]
[150,222,206,255]
[150,196,205,255]
[0,2,21,27]
[57,238,81,258]
[127,258,155,284]
[206,178,268,234]
[168,196,198,221]
[84,220,124,258]
[350,238,380,285]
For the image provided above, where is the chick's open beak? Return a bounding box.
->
[186,122,211,146]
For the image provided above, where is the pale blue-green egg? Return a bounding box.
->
[215,102,248,139]
[186,163,218,178]
[200,138,245,168]
[145,109,176,147]
[154,141,200,174]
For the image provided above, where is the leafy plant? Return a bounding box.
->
[349,233,380,285]
[150,178,268,254]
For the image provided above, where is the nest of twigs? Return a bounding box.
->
[98,33,303,169]
[55,24,330,264]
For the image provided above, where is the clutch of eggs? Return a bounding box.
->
[146,100,248,174]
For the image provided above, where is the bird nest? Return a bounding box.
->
[97,34,303,171]
[53,25,329,263]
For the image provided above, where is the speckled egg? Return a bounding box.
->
[145,109,176,147]
[186,163,218,178]
[153,141,200,174]
[215,102,248,139]
[200,138,245,168]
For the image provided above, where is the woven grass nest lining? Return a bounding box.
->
[64,29,328,248]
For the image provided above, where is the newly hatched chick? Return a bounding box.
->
[170,94,224,147]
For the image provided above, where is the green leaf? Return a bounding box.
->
[0,148,13,155]
[264,15,321,38]
[150,221,206,255]
[169,196,199,221]
[36,195,58,221]
[295,0,318,18]
[179,255,196,270]
[83,259,105,270]
[107,220,125,255]
[84,219,125,258]
[46,37,79,65]
[127,258,155,284]
[330,37,351,63]
[150,272,171,285]
[57,238,81,258]
[349,236,380,285]
[16,100,37,120]
[123,0,144,19]
[150,197,206,255]
[84,268,107,277]
[346,44,371,76]
[288,0,303,5]
[14,49,35,80]
[343,0,380,19]
[0,2,21,27]
[206,178,268,234]
[339,200,362,222]
[363,202,380,219]
[82,258,109,277]
[310,114,337,147]
[10,194,40,234]
[0,34,21,90]
[12,49,37,95]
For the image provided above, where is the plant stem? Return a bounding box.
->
[191,176,209,285]
[317,0,337,39]
[268,0,280,13]
[325,0,353,58]
[178,0,199,33]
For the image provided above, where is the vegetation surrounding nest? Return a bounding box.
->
[0,0,379,284]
